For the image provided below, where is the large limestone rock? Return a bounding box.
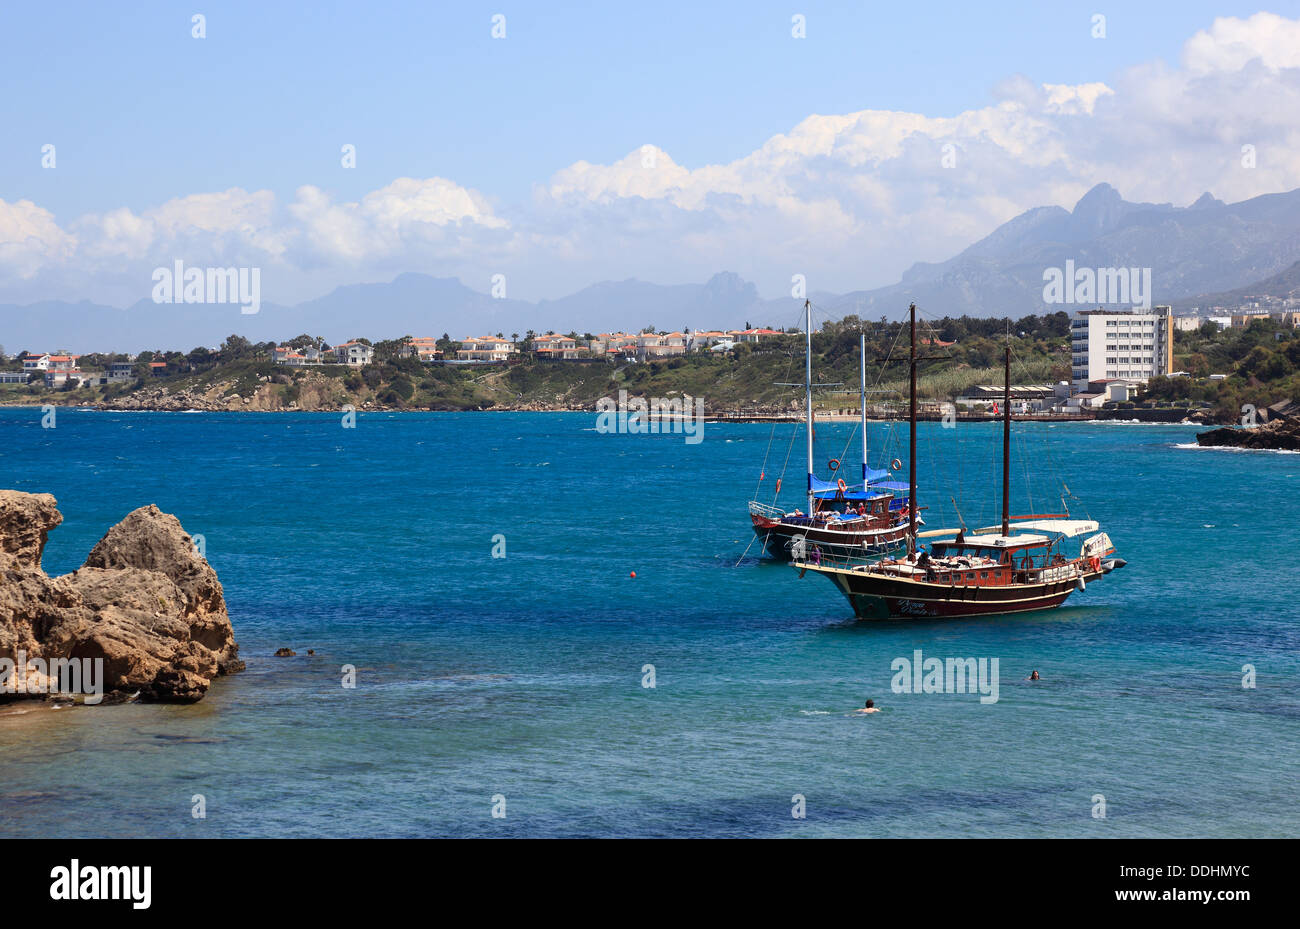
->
[0,491,243,704]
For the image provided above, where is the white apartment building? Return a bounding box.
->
[1070,307,1175,391]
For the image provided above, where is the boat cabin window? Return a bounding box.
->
[934,544,1001,559]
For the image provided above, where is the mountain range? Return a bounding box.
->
[4,183,1300,353]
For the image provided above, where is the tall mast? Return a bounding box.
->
[805,299,815,515]
[860,331,868,488]
[1002,342,1011,537]
[908,303,917,555]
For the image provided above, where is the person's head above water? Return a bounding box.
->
[865,699,874,708]
[1029,670,1040,680]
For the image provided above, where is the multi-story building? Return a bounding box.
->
[533,334,585,360]
[636,332,687,359]
[107,362,137,382]
[456,337,514,362]
[1069,307,1174,391]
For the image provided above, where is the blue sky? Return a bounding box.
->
[3,1,1299,306]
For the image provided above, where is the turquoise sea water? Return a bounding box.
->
[0,407,1297,838]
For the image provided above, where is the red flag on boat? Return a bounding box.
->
[992,401,999,415]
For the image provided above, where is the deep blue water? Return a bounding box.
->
[0,407,1297,837]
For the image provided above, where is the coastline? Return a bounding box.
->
[0,401,1217,424]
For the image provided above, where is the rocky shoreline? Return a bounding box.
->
[0,491,243,705]
[1196,415,1300,451]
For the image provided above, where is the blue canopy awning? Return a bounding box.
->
[810,472,910,500]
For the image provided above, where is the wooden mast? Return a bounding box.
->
[908,302,917,556]
[1002,342,1011,537]
[805,299,815,516]
[860,331,868,489]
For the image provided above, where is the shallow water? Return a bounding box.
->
[0,409,1296,837]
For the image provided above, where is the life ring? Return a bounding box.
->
[890,458,903,471]
[828,458,840,472]
[837,478,847,493]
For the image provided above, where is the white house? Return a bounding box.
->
[457,337,514,362]
[22,354,51,372]
[334,341,375,366]
[44,368,86,388]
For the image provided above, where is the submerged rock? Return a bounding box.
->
[0,491,243,705]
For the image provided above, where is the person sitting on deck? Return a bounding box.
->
[857,502,866,516]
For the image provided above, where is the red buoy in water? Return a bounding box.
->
[630,571,637,578]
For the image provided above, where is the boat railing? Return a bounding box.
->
[792,546,890,572]
[797,547,1089,582]
[748,501,786,519]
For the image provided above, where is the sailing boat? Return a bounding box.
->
[748,300,911,560]
[793,303,1126,619]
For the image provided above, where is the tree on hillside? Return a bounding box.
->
[219,335,253,360]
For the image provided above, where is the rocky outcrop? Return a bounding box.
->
[0,491,243,704]
[1196,416,1300,451]
[86,372,357,412]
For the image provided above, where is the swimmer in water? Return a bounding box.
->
[857,698,880,714]
[1029,670,1041,681]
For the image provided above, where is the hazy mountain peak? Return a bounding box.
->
[1070,182,1127,232]
[702,271,758,302]
[1190,192,1224,210]
[1073,182,1122,211]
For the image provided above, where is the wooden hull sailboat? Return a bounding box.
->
[748,302,910,561]
[793,303,1125,619]
[797,519,1124,618]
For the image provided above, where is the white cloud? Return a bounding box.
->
[73,189,284,263]
[287,177,507,264]
[0,199,76,280]
[1183,12,1300,72]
